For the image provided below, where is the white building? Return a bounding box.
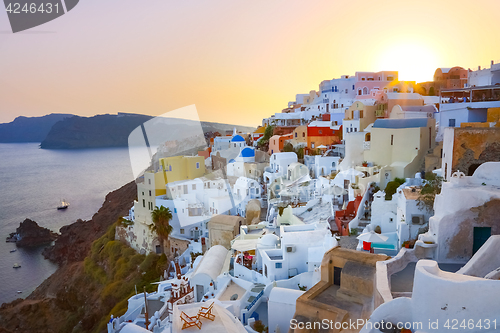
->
[304,155,341,178]
[418,162,500,263]
[468,60,500,87]
[304,75,357,125]
[263,152,298,184]
[362,259,500,333]
[364,179,432,255]
[232,177,262,217]
[257,223,336,282]
[268,287,305,333]
[190,245,229,302]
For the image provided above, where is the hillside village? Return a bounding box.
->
[106,62,500,333]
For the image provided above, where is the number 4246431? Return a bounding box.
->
[6,3,60,14]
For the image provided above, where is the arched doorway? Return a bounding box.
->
[468,163,481,176]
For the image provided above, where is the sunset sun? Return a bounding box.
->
[375,41,440,83]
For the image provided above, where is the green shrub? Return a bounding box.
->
[139,253,158,273]
[384,181,401,200]
[394,177,406,185]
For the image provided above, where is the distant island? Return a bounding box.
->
[0,112,255,149]
[0,113,73,143]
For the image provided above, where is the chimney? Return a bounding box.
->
[492,60,495,67]
[478,66,481,70]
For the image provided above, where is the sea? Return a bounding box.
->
[0,143,134,305]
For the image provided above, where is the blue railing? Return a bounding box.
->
[246,290,264,311]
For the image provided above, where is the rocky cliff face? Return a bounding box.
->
[7,219,58,247]
[0,181,137,333]
[42,181,137,265]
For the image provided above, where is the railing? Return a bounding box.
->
[246,289,264,311]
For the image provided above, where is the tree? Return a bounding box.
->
[384,178,405,200]
[296,147,304,159]
[150,206,173,256]
[417,173,443,212]
[258,125,274,145]
[283,142,294,152]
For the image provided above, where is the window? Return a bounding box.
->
[148,179,151,185]
[302,132,305,137]
[169,165,172,171]
[174,208,177,213]
[295,132,297,137]
[149,190,152,196]
[360,110,364,118]
[275,263,282,269]
[449,119,456,127]
[332,162,336,168]
[361,77,366,81]
[180,228,184,234]
[143,199,145,208]
[183,185,188,194]
[319,130,322,134]
[196,162,200,169]
[391,134,394,145]
[264,265,268,277]
[358,89,362,96]
[192,184,196,190]
[363,87,368,95]
[387,76,394,81]
[352,85,355,90]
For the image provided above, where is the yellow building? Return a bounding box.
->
[364,118,436,181]
[288,125,308,147]
[159,155,205,184]
[343,101,377,135]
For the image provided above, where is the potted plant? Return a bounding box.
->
[362,161,368,167]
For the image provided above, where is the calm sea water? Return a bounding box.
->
[0,143,134,305]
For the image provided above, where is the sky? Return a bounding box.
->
[1,0,500,126]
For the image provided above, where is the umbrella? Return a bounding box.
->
[357,231,388,243]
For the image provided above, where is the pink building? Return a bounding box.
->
[354,71,399,99]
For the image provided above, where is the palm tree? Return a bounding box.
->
[150,206,173,256]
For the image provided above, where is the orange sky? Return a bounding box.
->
[1,0,500,126]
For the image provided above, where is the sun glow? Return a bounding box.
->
[375,41,440,83]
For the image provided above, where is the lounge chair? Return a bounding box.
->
[197,302,215,321]
[180,311,202,330]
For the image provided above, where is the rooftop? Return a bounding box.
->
[373,118,429,129]
[402,187,422,200]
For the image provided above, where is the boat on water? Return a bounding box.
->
[57,199,70,210]
[13,263,21,268]
[10,249,16,253]
[17,290,22,294]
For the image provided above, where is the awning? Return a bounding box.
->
[231,239,258,252]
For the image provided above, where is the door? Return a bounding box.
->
[333,266,342,286]
[196,285,204,302]
[473,227,491,254]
